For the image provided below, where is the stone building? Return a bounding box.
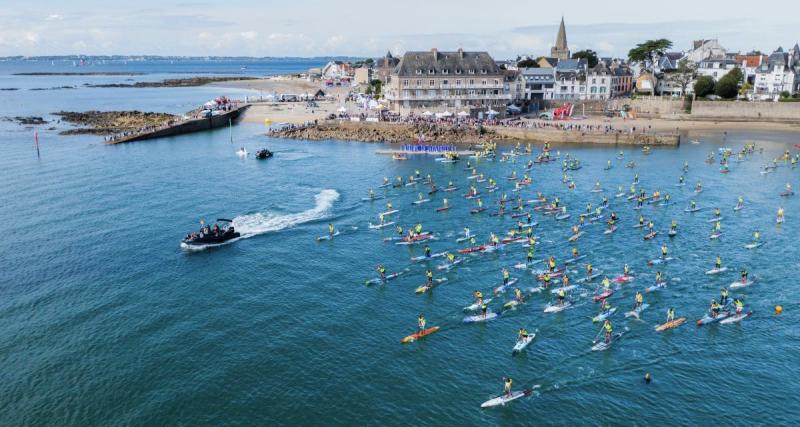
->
[384,48,510,114]
[550,17,570,60]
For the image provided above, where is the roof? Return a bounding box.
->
[735,54,767,68]
[665,52,684,61]
[538,57,559,67]
[556,58,586,71]
[589,62,611,75]
[394,49,502,76]
[521,67,555,76]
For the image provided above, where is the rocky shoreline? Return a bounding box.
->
[54,111,177,135]
[270,121,495,145]
[86,76,257,88]
[1,116,50,125]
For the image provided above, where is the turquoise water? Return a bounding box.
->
[2,62,800,425]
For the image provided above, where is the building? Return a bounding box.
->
[586,62,612,100]
[521,67,555,100]
[754,47,798,100]
[354,67,372,85]
[696,58,738,82]
[636,72,657,95]
[686,39,726,63]
[550,17,570,60]
[553,59,587,100]
[611,65,634,97]
[384,48,510,114]
[735,52,769,84]
[374,51,400,84]
[321,61,352,80]
[504,69,526,103]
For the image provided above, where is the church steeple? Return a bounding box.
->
[550,17,570,60]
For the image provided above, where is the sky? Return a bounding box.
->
[1,0,798,58]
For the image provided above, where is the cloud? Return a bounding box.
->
[239,31,258,41]
[45,14,64,21]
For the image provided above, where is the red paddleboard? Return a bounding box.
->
[593,289,615,302]
[401,326,440,344]
[436,206,450,212]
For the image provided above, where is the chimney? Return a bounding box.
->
[458,48,464,59]
[431,48,438,59]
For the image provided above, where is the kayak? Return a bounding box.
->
[544,301,572,313]
[655,317,686,331]
[493,278,520,294]
[648,256,674,266]
[381,209,399,216]
[401,326,440,344]
[317,231,341,241]
[463,311,500,323]
[592,307,617,323]
[512,333,536,355]
[719,311,752,324]
[369,221,395,229]
[625,303,650,318]
[568,231,585,242]
[729,279,753,290]
[464,298,493,312]
[593,289,615,302]
[592,332,623,351]
[480,389,532,408]
[696,311,733,326]
[415,278,448,294]
[744,242,764,249]
[705,267,728,275]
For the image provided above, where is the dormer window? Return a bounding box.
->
[481,69,487,74]
[456,69,462,74]
[416,69,422,75]
[468,69,475,74]
[442,69,449,74]
[428,69,435,74]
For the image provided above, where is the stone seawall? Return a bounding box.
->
[690,101,800,121]
[269,120,680,146]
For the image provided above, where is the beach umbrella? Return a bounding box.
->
[441,111,453,117]
[457,111,469,117]
[422,111,433,116]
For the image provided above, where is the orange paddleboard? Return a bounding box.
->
[401,326,440,344]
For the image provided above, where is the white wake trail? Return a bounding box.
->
[233,189,340,237]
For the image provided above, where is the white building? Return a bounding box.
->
[686,39,726,63]
[696,58,738,82]
[553,58,587,100]
[586,62,612,100]
[754,47,798,100]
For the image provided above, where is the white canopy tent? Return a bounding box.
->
[422,111,433,116]
[457,111,469,117]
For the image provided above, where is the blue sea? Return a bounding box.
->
[1,58,799,425]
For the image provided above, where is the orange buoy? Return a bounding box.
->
[775,305,783,315]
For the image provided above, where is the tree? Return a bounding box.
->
[628,39,673,71]
[517,58,539,68]
[694,76,715,98]
[739,82,753,98]
[665,59,696,95]
[715,68,743,99]
[572,50,598,68]
[369,79,382,98]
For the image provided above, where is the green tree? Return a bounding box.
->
[628,39,673,71]
[517,58,539,68]
[572,50,598,68]
[369,79,382,98]
[715,68,743,99]
[739,82,753,97]
[780,90,791,99]
[694,75,715,98]
[665,59,696,95]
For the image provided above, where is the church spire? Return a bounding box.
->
[556,16,568,51]
[550,16,570,60]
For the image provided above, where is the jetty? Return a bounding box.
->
[106,104,250,144]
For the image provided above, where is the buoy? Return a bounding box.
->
[644,373,652,384]
[775,305,783,315]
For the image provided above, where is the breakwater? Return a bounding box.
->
[107,105,249,144]
[269,120,680,146]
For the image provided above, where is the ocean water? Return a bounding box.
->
[2,61,800,425]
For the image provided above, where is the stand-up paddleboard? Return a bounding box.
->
[401,326,440,344]
[655,317,686,331]
[480,389,533,408]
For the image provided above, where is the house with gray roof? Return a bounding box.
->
[754,46,798,99]
[384,48,511,114]
[520,67,555,100]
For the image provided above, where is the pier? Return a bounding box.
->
[106,104,250,144]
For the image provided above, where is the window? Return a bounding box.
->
[481,69,487,74]
[592,78,596,84]
[482,79,487,86]
[429,80,435,87]
[403,80,409,87]
[443,80,448,85]
[591,87,597,93]
[456,79,461,86]
[442,69,449,75]
[456,69,462,74]
[416,79,421,87]
[415,89,423,97]
[428,89,435,97]
[494,79,499,86]
[601,78,606,84]
[429,69,435,74]
[469,79,475,85]
[468,69,475,74]
[416,69,422,75]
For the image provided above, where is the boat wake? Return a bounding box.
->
[233,189,340,238]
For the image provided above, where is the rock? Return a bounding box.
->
[86,76,257,88]
[269,121,500,146]
[53,110,177,135]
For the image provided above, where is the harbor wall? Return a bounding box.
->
[690,101,800,121]
[108,105,248,143]
[489,126,680,146]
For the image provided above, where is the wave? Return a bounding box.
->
[233,189,339,237]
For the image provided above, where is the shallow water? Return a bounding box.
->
[2,62,800,425]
